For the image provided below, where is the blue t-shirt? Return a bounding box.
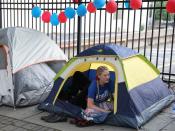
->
[88,80,114,103]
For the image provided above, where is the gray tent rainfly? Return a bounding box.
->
[0,27,67,107]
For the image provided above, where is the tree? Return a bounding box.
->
[155,1,173,21]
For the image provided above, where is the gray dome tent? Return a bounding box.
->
[0,27,67,107]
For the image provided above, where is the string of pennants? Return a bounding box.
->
[32,0,175,26]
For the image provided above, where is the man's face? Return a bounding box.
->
[99,70,110,84]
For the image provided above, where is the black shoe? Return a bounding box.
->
[41,113,56,121]
[42,114,67,123]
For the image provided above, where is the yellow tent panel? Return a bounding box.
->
[122,56,159,90]
[68,62,91,76]
[90,63,115,71]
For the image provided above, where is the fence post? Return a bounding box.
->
[77,0,82,54]
[0,0,2,28]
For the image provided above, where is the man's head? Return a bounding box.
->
[96,66,110,85]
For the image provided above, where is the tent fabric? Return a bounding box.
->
[51,56,123,110]
[90,63,115,71]
[38,44,174,128]
[129,77,173,113]
[14,63,56,106]
[122,55,159,90]
[0,27,67,107]
[54,56,124,83]
[105,113,138,128]
[77,44,138,59]
[0,27,67,73]
[137,94,174,127]
[0,46,7,69]
[116,82,139,117]
[0,69,14,106]
[0,45,14,106]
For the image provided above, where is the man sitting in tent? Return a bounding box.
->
[41,66,114,126]
[87,66,114,112]
[73,66,114,127]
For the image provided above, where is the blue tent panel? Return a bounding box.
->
[44,78,64,103]
[77,44,138,59]
[129,77,172,113]
[105,113,138,128]
[38,100,83,118]
[117,82,139,117]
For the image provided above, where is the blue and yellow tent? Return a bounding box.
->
[38,44,174,128]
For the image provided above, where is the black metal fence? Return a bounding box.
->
[0,0,174,84]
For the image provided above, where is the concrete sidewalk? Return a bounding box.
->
[0,103,175,131]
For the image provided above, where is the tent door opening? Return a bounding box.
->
[0,45,14,105]
[54,61,118,113]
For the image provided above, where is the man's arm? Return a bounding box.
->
[87,98,110,112]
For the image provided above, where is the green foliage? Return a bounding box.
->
[140,25,144,31]
[155,1,173,21]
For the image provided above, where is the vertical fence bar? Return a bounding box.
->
[32,0,34,28]
[77,0,82,54]
[55,1,58,44]
[88,2,91,48]
[168,15,175,86]
[24,0,26,27]
[83,0,87,50]
[28,0,30,28]
[68,0,71,59]
[120,1,124,45]
[63,1,66,53]
[93,12,96,46]
[138,6,142,52]
[131,10,136,49]
[2,0,5,27]
[98,10,101,44]
[126,3,130,47]
[109,13,112,43]
[150,1,156,62]
[21,0,23,27]
[103,9,107,44]
[17,0,19,26]
[10,0,12,27]
[143,1,150,56]
[0,0,2,28]
[39,0,41,31]
[43,0,46,33]
[156,1,163,68]
[51,1,53,40]
[7,0,9,28]
[60,0,62,48]
[114,1,118,44]
[161,13,168,80]
[47,2,50,41]
[73,1,76,56]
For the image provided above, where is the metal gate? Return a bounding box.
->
[0,0,174,84]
